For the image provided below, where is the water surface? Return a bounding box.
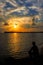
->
[0,33,43,59]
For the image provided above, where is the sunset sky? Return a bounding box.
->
[0,0,43,32]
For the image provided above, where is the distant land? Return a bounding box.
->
[4,32,43,33]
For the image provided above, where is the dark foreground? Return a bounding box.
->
[0,55,43,65]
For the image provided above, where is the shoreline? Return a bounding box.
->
[4,32,43,33]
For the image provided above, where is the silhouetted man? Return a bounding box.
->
[29,42,39,59]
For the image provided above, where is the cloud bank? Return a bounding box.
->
[0,0,43,17]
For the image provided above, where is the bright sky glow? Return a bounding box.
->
[0,0,43,32]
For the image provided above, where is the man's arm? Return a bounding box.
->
[29,47,33,53]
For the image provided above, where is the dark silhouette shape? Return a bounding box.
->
[29,42,39,59]
[40,47,43,55]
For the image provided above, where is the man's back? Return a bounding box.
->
[32,45,39,57]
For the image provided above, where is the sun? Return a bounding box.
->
[13,24,18,28]
[14,25,17,28]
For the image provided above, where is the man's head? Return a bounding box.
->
[32,41,36,46]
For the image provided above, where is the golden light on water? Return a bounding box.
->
[8,33,20,53]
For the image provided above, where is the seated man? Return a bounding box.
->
[29,41,39,59]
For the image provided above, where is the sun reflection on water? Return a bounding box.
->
[8,33,20,54]
[8,33,29,58]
